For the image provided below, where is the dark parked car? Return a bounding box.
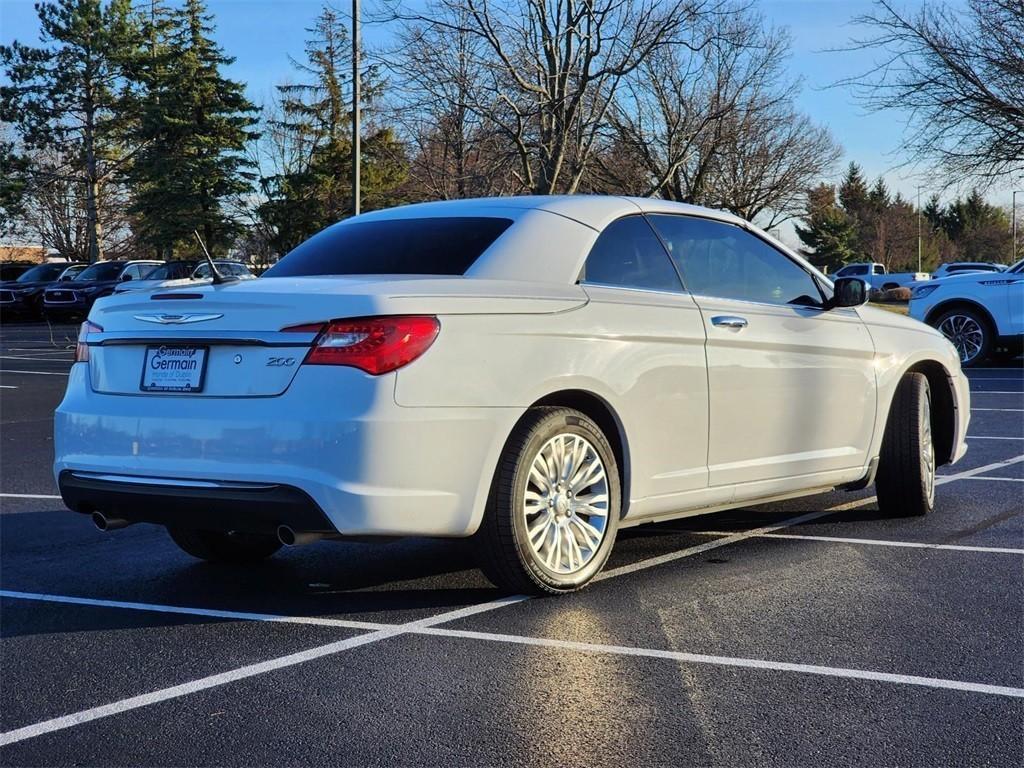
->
[0,263,36,282]
[0,262,87,319]
[42,260,163,320]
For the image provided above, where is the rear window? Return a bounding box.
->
[264,217,513,278]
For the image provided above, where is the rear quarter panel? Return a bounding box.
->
[394,290,710,501]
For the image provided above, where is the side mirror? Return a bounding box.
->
[120,273,132,281]
[829,277,869,308]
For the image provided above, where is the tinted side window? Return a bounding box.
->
[872,265,884,274]
[648,215,823,307]
[265,217,513,277]
[582,216,682,293]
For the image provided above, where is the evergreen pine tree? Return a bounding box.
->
[258,3,406,254]
[1,0,141,261]
[129,0,258,255]
[795,183,858,267]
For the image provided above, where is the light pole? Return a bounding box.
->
[352,0,361,216]
[1014,191,1020,262]
[917,185,923,273]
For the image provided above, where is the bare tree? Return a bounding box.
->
[13,149,137,260]
[603,4,840,226]
[385,12,517,198]
[848,0,1024,186]
[386,0,706,195]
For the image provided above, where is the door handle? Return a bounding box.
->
[711,315,748,329]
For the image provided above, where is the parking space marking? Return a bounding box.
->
[0,369,68,376]
[971,408,1024,412]
[0,493,61,500]
[0,508,828,745]
[411,627,1024,699]
[970,391,1024,395]
[0,385,17,389]
[969,436,1024,440]
[687,531,1024,555]
[957,476,1024,482]
[0,594,530,747]
[3,459,1023,746]
[0,590,393,632]
[0,358,74,364]
[597,510,830,580]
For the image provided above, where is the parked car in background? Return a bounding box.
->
[0,262,86,319]
[114,259,255,294]
[0,263,36,282]
[831,262,931,291]
[43,260,163,320]
[932,262,1007,279]
[910,258,1024,367]
[55,196,969,594]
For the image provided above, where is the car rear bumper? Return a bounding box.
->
[58,471,334,534]
[54,363,520,537]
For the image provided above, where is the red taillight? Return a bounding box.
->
[75,320,103,362]
[296,316,440,375]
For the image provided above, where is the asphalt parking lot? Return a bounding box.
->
[1,320,1022,767]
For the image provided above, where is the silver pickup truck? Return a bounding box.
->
[830,262,931,290]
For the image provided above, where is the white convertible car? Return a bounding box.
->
[54,196,970,593]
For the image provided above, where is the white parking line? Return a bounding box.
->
[968,436,1024,440]
[970,391,1024,395]
[413,627,1024,699]
[971,408,1024,412]
[0,493,61,500]
[0,385,17,389]
[2,458,1022,746]
[688,531,1024,555]
[0,369,69,376]
[956,476,1023,482]
[0,508,825,746]
[0,590,392,632]
[0,355,73,362]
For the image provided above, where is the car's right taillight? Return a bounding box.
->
[284,316,440,375]
[74,320,103,362]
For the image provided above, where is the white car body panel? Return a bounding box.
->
[54,195,971,541]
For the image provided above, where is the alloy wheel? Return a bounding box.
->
[522,433,610,574]
[921,394,935,506]
[937,314,985,364]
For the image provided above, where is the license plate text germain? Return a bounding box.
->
[150,346,200,373]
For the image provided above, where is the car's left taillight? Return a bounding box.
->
[283,316,440,375]
[75,320,103,362]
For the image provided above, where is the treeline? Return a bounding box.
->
[1,0,841,263]
[0,0,1017,268]
[797,164,1013,272]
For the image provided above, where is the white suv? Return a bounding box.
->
[910,259,1024,366]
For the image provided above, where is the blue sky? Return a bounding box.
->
[2,0,1011,226]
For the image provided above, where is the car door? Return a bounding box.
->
[577,215,710,500]
[647,214,877,488]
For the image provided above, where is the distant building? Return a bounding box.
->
[0,246,51,263]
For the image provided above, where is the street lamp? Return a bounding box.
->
[352,0,361,216]
[1014,191,1021,262]
[917,185,924,273]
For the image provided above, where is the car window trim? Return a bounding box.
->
[645,212,828,309]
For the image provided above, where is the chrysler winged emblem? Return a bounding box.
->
[133,313,224,325]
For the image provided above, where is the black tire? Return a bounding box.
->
[876,373,935,518]
[167,528,282,564]
[475,407,621,595]
[931,306,992,368]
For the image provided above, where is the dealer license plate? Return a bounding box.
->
[140,346,208,392]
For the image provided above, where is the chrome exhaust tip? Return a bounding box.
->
[91,512,133,531]
[276,525,327,547]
